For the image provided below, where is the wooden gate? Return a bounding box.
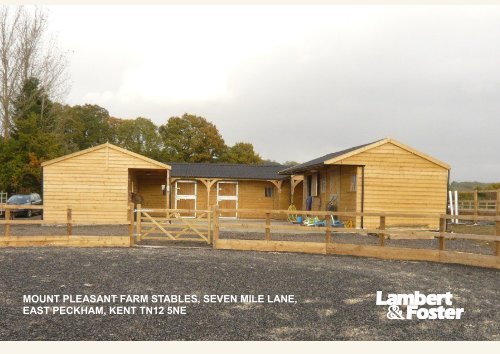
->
[136,206,211,244]
[217,181,238,218]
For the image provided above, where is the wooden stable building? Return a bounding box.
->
[166,163,303,218]
[41,143,303,223]
[279,138,450,229]
[42,143,171,224]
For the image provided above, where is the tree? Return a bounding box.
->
[0,77,62,193]
[67,104,112,150]
[159,113,226,162]
[0,6,68,140]
[110,116,163,160]
[220,142,262,164]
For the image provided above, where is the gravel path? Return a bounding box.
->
[0,246,498,340]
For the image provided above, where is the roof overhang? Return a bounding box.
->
[41,143,171,170]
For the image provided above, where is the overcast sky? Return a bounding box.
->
[46,5,500,182]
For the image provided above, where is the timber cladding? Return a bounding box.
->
[170,179,299,218]
[337,142,448,229]
[42,143,170,224]
[289,139,450,229]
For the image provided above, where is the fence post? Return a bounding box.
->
[378,216,386,246]
[213,205,219,249]
[207,208,212,244]
[136,203,142,242]
[325,215,331,244]
[128,202,135,246]
[4,207,10,237]
[66,207,72,237]
[265,212,271,241]
[496,197,500,256]
[439,217,446,251]
[496,190,500,217]
[473,190,478,222]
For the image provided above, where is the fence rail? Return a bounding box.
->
[2,203,499,268]
[211,206,500,270]
[455,189,500,216]
[0,204,132,247]
[135,205,211,243]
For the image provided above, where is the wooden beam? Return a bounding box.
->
[199,178,219,209]
[496,219,500,257]
[4,209,10,237]
[267,179,283,192]
[325,216,331,244]
[128,202,135,245]
[213,205,219,248]
[497,190,500,216]
[439,217,446,250]
[378,216,386,246]
[0,236,131,248]
[166,170,170,211]
[66,207,72,237]
[474,190,478,222]
[136,203,142,241]
[265,212,271,241]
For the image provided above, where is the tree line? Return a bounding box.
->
[0,6,292,195]
[0,77,275,194]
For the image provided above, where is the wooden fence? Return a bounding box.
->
[456,190,500,216]
[211,206,500,270]
[2,203,499,269]
[0,204,131,247]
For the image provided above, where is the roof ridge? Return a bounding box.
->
[278,139,386,174]
[167,162,287,167]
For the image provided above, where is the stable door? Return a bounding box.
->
[217,181,238,218]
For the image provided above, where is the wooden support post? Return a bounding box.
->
[473,190,478,222]
[496,190,500,217]
[325,215,331,244]
[207,207,212,244]
[136,203,142,241]
[265,212,271,241]
[66,207,72,237]
[165,171,170,219]
[495,220,500,257]
[128,202,135,246]
[439,217,446,251]
[213,205,219,249]
[4,208,10,237]
[496,197,500,256]
[378,216,386,246]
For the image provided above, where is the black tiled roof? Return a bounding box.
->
[169,163,289,180]
[279,140,383,175]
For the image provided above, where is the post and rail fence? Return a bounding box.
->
[133,204,499,269]
[1,203,498,269]
[0,204,131,247]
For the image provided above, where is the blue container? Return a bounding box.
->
[296,216,303,223]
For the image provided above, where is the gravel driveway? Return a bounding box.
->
[0,246,498,340]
